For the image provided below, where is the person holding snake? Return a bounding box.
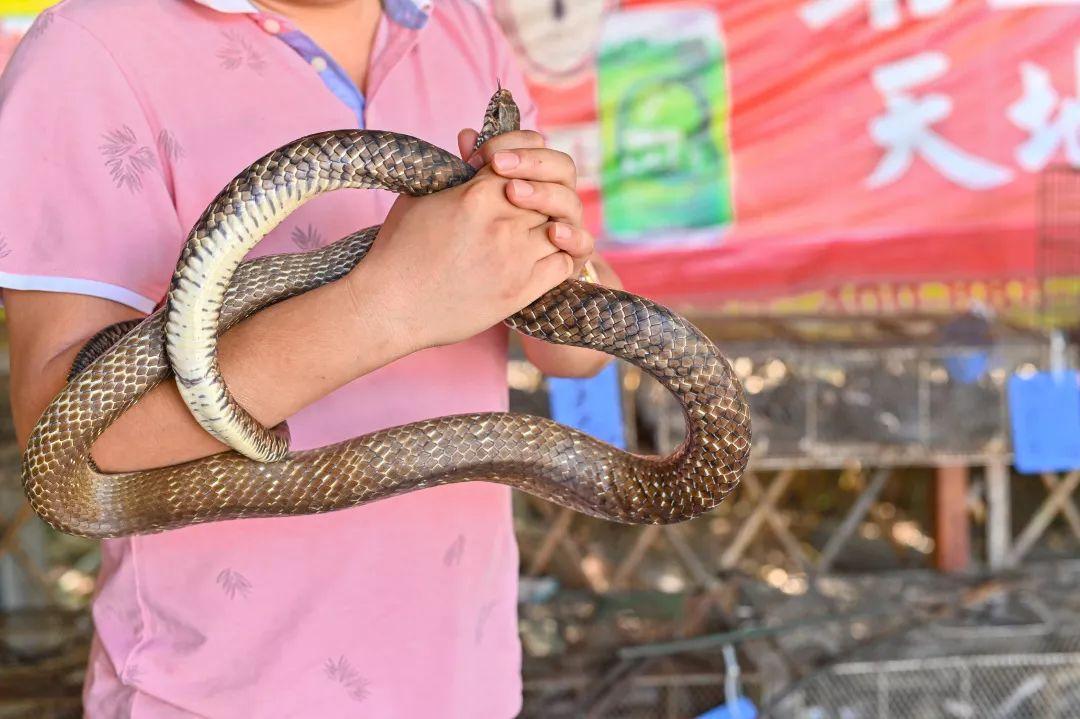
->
[0,0,749,716]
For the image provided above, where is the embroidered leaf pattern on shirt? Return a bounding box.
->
[324,655,371,702]
[100,126,157,193]
[0,236,11,260]
[157,129,185,162]
[216,568,252,599]
[291,224,323,251]
[100,603,143,641]
[443,534,466,566]
[475,600,497,645]
[218,31,267,74]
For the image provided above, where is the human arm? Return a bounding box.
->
[7,159,576,473]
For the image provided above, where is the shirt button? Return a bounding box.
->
[310,56,328,72]
[263,18,281,34]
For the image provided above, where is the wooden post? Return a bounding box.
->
[985,461,1011,571]
[935,464,971,573]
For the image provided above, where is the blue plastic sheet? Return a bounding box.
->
[696,697,758,719]
[547,362,626,450]
[1007,370,1080,474]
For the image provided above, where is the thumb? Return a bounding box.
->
[522,252,574,307]
[457,128,480,163]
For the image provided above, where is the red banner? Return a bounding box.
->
[4,2,1079,315]
[494,0,1080,314]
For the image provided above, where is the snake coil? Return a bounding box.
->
[21,91,751,538]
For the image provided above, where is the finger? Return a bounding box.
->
[545,222,593,261]
[490,148,576,189]
[457,128,480,163]
[539,223,591,276]
[522,251,574,304]
[522,223,564,266]
[462,173,547,225]
[506,179,583,225]
[472,130,545,166]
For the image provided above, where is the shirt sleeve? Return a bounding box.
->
[0,13,183,313]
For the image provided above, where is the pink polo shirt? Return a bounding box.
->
[0,1,536,716]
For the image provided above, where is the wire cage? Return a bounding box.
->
[780,650,1080,719]
[521,563,1080,719]
[636,339,1068,468]
[523,671,738,719]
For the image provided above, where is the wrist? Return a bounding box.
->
[342,259,429,357]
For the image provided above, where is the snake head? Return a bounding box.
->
[476,88,521,148]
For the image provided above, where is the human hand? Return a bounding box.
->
[458,129,597,278]
[350,144,575,351]
[457,129,626,379]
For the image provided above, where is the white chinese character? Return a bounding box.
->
[799,0,953,31]
[1007,47,1080,171]
[866,52,1013,189]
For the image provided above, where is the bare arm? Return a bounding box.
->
[7,262,410,472]
[8,151,578,473]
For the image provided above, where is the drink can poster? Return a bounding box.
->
[597,7,734,241]
[493,0,1080,316]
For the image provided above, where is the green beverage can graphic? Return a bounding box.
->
[598,7,733,242]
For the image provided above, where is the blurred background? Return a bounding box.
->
[3,0,1080,717]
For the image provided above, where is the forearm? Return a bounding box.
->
[90,264,408,471]
[8,262,407,473]
[521,337,611,378]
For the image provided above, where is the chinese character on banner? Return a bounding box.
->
[1007,46,1080,171]
[866,52,1014,190]
[799,0,954,31]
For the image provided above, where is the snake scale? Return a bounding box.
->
[21,90,751,538]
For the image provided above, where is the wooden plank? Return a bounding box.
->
[1007,470,1080,566]
[528,498,608,592]
[612,525,663,589]
[766,511,813,571]
[527,507,575,576]
[740,470,812,570]
[1041,473,1080,540]
[986,461,1012,571]
[663,525,720,591]
[817,468,892,573]
[720,470,796,569]
[934,464,971,573]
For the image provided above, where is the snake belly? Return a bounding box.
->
[20,92,751,538]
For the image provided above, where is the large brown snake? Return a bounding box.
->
[21,91,751,538]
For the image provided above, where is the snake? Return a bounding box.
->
[20,90,751,539]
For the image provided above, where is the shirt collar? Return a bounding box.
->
[190,0,433,30]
